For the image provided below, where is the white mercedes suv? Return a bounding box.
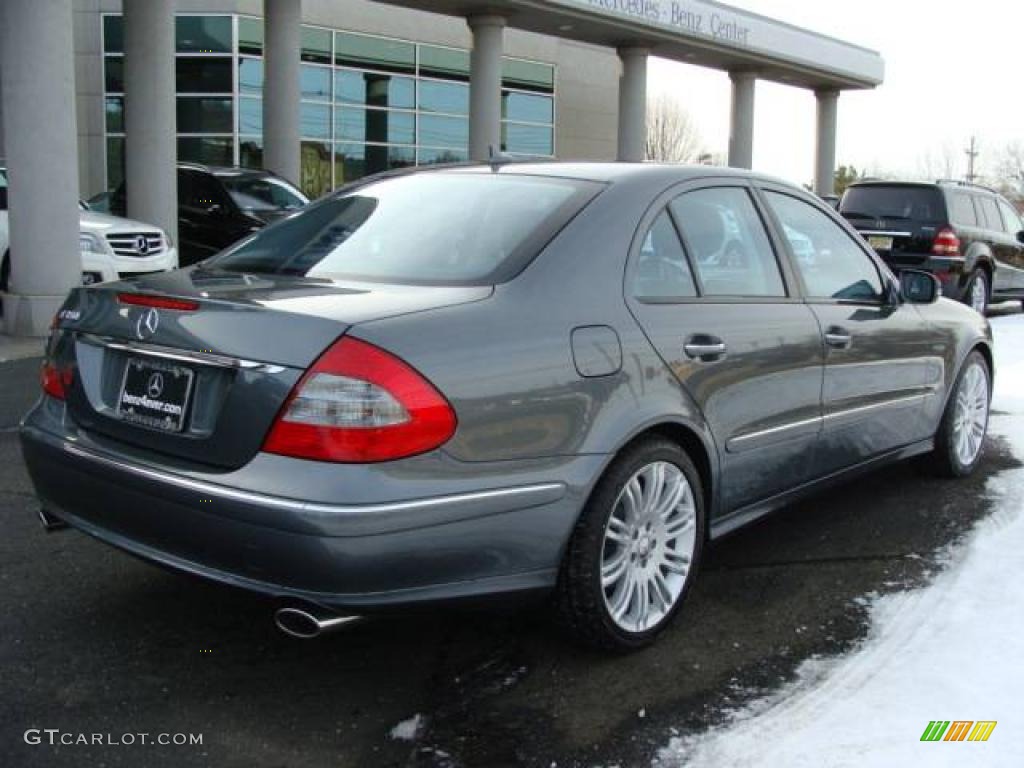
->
[1,168,178,294]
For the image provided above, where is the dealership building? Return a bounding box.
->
[0,0,883,336]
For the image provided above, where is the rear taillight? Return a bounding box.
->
[40,361,72,400]
[117,293,199,312]
[932,227,961,256]
[262,337,456,463]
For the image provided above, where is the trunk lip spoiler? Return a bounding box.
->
[76,332,289,374]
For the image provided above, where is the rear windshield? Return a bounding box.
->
[217,174,308,212]
[840,185,946,223]
[208,172,600,285]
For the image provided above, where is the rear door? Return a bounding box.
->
[995,198,1024,292]
[761,185,938,475]
[625,181,825,515]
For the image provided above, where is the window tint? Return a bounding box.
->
[949,192,978,226]
[209,173,599,285]
[633,211,697,300]
[766,191,882,302]
[978,196,1002,231]
[840,185,945,223]
[998,200,1023,235]
[669,187,785,298]
[180,170,227,209]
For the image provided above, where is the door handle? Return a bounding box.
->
[684,337,727,361]
[824,327,852,349]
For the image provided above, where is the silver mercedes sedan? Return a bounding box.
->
[21,163,992,650]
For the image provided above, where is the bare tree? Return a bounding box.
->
[994,140,1024,191]
[646,94,704,164]
[915,141,959,181]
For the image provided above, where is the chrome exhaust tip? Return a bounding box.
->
[274,606,363,639]
[38,508,68,532]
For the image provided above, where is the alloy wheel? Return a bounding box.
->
[600,461,697,633]
[953,361,989,466]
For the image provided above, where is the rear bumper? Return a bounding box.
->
[20,402,594,611]
[880,253,970,300]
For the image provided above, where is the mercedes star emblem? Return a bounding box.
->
[135,308,160,340]
[135,235,150,255]
[146,372,165,399]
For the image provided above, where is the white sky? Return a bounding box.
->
[647,0,1024,186]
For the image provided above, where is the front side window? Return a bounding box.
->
[669,187,785,298]
[765,191,882,302]
[217,174,307,212]
[632,211,697,300]
[998,200,1023,235]
[209,172,599,285]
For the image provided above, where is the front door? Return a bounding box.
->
[760,187,937,476]
[626,182,825,515]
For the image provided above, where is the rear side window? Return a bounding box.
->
[209,172,600,285]
[766,191,882,302]
[632,211,697,300]
[948,192,978,226]
[840,185,945,223]
[669,187,785,298]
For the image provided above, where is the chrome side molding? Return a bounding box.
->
[77,333,287,374]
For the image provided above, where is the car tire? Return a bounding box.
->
[965,269,989,315]
[555,437,705,651]
[930,350,991,478]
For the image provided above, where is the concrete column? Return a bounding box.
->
[264,0,302,185]
[124,0,177,243]
[814,89,840,196]
[0,0,81,336]
[728,72,756,170]
[468,15,505,161]
[617,47,648,163]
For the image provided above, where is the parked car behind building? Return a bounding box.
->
[839,180,1024,313]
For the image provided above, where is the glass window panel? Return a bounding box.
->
[105,56,124,93]
[502,92,553,124]
[418,147,468,165]
[418,80,469,115]
[238,57,263,95]
[334,70,414,109]
[633,211,697,300]
[334,143,366,187]
[103,15,123,54]
[335,108,414,145]
[105,97,124,134]
[177,97,233,133]
[239,137,264,170]
[106,137,125,189]
[238,17,263,55]
[335,31,414,73]
[418,115,469,150]
[502,123,553,156]
[300,65,332,100]
[419,46,470,80]
[670,187,786,298]
[502,59,555,92]
[302,27,332,64]
[176,16,232,53]
[949,192,978,226]
[238,97,262,135]
[300,141,333,198]
[300,103,331,140]
[998,200,1023,235]
[765,191,881,301]
[178,136,234,166]
[176,57,233,94]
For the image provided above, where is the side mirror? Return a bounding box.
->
[899,269,941,304]
[1016,230,1024,245]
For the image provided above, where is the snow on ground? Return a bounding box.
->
[389,713,424,741]
[657,312,1024,768]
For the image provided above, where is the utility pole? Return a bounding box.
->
[965,136,979,183]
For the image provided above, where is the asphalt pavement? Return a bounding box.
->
[1,331,1018,768]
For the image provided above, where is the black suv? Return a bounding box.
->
[101,164,308,266]
[839,180,1024,313]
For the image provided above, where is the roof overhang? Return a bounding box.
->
[373,0,884,90]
